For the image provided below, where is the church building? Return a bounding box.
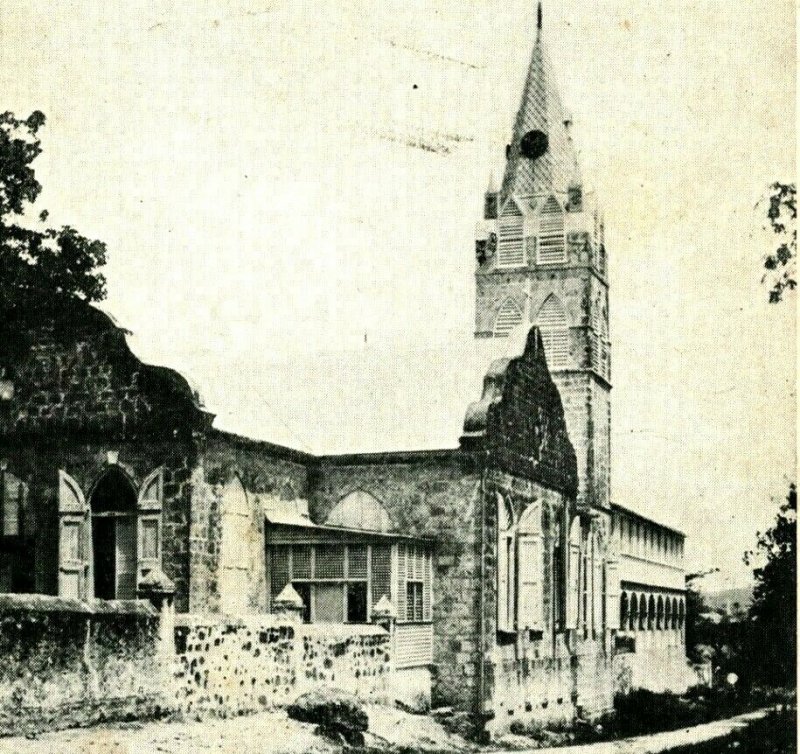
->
[0,2,694,737]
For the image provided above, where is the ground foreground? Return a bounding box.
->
[0,706,789,754]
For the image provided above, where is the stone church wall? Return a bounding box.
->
[309,452,484,714]
[0,439,195,608]
[189,432,313,615]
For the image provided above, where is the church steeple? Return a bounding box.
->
[500,2,578,204]
[474,5,611,513]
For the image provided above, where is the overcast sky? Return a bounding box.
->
[0,1,795,589]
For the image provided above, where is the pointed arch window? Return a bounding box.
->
[566,517,581,630]
[493,298,524,338]
[497,199,525,268]
[220,476,251,614]
[496,493,516,633]
[537,196,565,264]
[536,295,568,368]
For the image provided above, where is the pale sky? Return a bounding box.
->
[0,1,795,588]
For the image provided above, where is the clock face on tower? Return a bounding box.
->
[520,130,548,160]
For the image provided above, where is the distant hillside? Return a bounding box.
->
[703,586,754,611]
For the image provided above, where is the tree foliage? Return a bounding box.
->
[0,111,106,315]
[761,182,796,303]
[744,483,796,685]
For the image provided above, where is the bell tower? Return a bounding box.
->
[474,2,611,512]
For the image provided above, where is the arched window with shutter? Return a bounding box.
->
[629,592,638,631]
[493,298,524,338]
[537,196,566,264]
[566,517,581,630]
[58,471,92,601]
[536,295,569,369]
[517,502,543,632]
[496,493,516,633]
[497,199,525,268]
[591,532,603,636]
[605,555,620,630]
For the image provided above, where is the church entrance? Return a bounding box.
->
[89,468,137,600]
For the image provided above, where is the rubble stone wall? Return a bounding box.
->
[0,594,163,737]
[173,616,390,717]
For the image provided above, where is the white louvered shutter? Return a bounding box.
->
[537,296,569,368]
[58,471,93,600]
[498,201,525,268]
[537,196,566,264]
[137,467,164,586]
[592,540,603,634]
[605,559,620,629]
[518,532,543,631]
[497,532,512,631]
[396,544,407,620]
[493,299,523,338]
[566,520,580,629]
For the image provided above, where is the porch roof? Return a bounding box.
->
[264,517,434,545]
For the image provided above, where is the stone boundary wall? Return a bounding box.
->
[613,631,699,696]
[0,593,164,736]
[173,616,391,717]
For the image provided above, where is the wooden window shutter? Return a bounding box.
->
[58,471,93,600]
[497,200,525,268]
[592,538,603,633]
[536,295,569,369]
[137,467,164,583]
[493,298,524,338]
[517,532,543,631]
[423,549,432,621]
[604,559,619,630]
[566,519,581,629]
[396,544,407,620]
[497,532,510,632]
[537,196,566,264]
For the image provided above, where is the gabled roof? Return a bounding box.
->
[500,7,579,203]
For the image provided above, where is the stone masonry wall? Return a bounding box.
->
[309,452,483,714]
[190,432,312,614]
[173,616,390,717]
[0,302,207,441]
[0,593,163,737]
[613,628,696,696]
[0,439,196,610]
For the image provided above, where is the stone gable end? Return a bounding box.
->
[485,327,577,496]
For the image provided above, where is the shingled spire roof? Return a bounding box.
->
[500,2,580,204]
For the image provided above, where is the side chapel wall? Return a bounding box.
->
[308,452,483,713]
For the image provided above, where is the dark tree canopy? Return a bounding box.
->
[745,484,796,685]
[0,111,107,315]
[761,182,796,304]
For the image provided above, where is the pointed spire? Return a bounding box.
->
[500,3,579,204]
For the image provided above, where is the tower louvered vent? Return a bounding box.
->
[537,196,565,264]
[498,201,525,268]
[536,295,568,367]
[494,299,523,338]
